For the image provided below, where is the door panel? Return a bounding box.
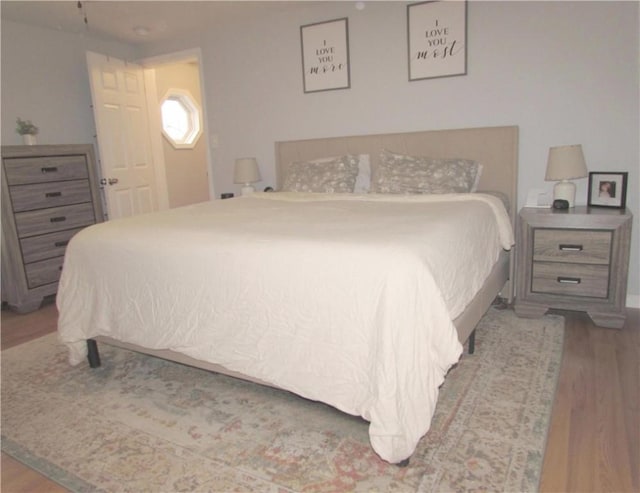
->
[137,187,154,214]
[114,189,134,219]
[87,51,164,220]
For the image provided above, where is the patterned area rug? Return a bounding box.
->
[2,307,564,492]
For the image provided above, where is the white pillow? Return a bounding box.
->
[353,154,371,193]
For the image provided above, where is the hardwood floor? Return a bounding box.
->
[1,300,638,492]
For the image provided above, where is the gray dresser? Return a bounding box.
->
[1,144,104,313]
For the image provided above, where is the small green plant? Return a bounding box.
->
[15,118,39,136]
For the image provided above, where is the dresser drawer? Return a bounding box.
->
[533,229,611,265]
[9,179,92,212]
[532,261,609,298]
[15,203,96,238]
[24,256,65,289]
[3,155,88,185]
[20,228,84,264]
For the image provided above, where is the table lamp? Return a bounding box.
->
[234,157,261,196]
[545,144,587,208]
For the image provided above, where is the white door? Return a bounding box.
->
[87,51,166,219]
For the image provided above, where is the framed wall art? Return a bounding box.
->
[587,171,628,209]
[407,0,467,81]
[300,17,350,93]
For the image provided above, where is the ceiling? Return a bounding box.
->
[0,1,309,45]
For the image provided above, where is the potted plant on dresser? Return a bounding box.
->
[15,117,39,145]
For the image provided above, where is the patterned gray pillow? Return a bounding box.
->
[282,155,360,193]
[372,150,482,194]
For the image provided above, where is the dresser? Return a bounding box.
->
[1,145,104,313]
[515,206,632,328]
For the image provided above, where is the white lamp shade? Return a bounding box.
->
[545,144,588,208]
[545,145,588,181]
[233,158,261,184]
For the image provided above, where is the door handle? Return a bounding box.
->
[100,178,119,186]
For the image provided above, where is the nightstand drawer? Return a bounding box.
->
[532,262,609,298]
[3,155,88,185]
[24,256,65,288]
[9,179,92,212]
[14,203,96,238]
[533,229,611,265]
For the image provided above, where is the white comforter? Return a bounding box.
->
[57,192,514,463]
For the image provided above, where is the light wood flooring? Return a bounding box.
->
[1,300,638,492]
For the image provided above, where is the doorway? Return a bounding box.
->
[142,49,212,208]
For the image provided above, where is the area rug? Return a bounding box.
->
[1,307,564,492]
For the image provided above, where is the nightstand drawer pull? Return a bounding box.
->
[559,244,583,252]
[557,276,581,284]
[50,216,67,223]
[41,166,59,174]
[45,191,62,198]
[54,240,69,248]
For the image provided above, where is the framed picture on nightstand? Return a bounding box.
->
[587,171,628,209]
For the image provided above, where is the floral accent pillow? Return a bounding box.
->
[282,155,360,193]
[371,150,483,194]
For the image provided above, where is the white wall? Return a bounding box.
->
[2,2,638,305]
[1,19,135,146]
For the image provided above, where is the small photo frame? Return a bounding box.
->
[300,18,350,93]
[587,171,628,209]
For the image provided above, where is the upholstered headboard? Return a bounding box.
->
[274,125,519,227]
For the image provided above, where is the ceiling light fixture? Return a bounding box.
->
[133,26,151,37]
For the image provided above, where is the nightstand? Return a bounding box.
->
[515,206,632,328]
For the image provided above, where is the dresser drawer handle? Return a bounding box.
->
[50,216,67,223]
[557,276,581,284]
[559,244,583,252]
[41,166,59,174]
[45,191,62,198]
[54,240,69,247]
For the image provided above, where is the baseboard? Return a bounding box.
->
[626,294,640,309]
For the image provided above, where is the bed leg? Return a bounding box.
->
[87,339,101,368]
[396,458,410,467]
[468,330,476,355]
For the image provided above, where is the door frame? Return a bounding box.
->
[138,47,215,202]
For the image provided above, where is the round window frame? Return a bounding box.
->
[160,89,203,149]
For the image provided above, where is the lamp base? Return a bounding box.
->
[553,180,576,207]
[240,185,255,196]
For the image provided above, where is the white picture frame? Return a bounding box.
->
[408,0,467,81]
[300,18,351,93]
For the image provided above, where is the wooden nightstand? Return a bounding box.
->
[515,206,632,328]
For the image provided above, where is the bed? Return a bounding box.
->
[57,125,518,465]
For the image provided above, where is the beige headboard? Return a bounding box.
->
[275,125,519,227]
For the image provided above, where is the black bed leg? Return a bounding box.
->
[87,339,101,368]
[468,330,476,355]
